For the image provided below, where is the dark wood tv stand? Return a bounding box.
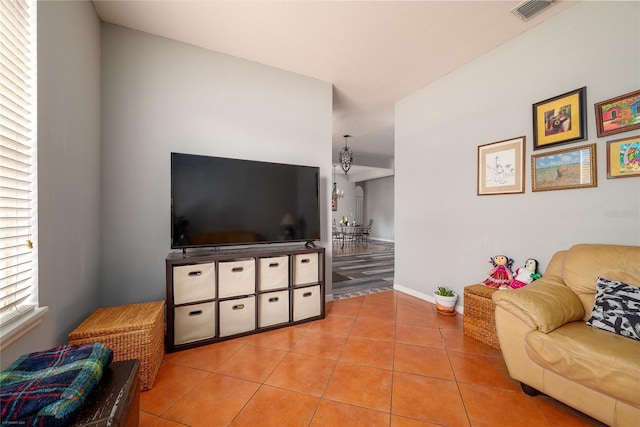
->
[165,244,325,353]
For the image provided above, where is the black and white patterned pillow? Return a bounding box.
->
[586,277,640,341]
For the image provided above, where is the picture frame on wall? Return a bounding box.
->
[477,136,525,195]
[531,143,597,192]
[533,87,587,150]
[331,193,337,211]
[606,134,640,179]
[594,89,640,138]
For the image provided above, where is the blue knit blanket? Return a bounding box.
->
[0,343,113,427]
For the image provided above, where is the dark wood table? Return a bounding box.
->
[72,359,140,427]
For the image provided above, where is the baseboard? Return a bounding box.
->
[393,283,463,314]
[370,238,394,243]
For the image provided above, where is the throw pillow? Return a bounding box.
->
[587,277,640,341]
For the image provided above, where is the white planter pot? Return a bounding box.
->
[434,292,458,315]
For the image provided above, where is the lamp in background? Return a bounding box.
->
[340,134,353,174]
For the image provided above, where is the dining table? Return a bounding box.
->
[333,224,364,249]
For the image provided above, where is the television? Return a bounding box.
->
[171,152,321,249]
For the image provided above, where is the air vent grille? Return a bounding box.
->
[511,0,558,21]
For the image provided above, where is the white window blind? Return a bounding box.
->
[0,0,37,328]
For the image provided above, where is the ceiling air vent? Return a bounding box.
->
[511,0,558,21]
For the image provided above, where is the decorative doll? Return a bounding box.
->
[505,258,541,289]
[483,255,513,289]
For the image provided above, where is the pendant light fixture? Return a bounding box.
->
[340,134,353,174]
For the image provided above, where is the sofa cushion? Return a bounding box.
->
[562,244,640,320]
[492,278,584,333]
[525,321,640,406]
[587,277,640,341]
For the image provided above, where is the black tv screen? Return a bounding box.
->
[171,152,321,248]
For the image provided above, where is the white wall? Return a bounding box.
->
[2,0,103,368]
[100,24,333,305]
[362,176,394,241]
[395,1,640,304]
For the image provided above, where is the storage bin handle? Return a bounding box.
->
[188,270,203,277]
[268,297,279,303]
[303,292,313,298]
[269,262,279,268]
[232,304,245,310]
[232,267,244,273]
[301,258,310,264]
[189,310,203,316]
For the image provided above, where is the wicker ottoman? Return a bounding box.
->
[68,301,164,391]
[463,284,500,349]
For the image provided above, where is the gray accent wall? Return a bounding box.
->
[3,4,332,367]
[99,24,333,306]
[395,1,640,301]
[2,0,103,368]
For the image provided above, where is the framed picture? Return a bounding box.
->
[331,193,337,211]
[477,136,525,195]
[533,87,587,150]
[531,143,597,192]
[594,90,640,138]
[606,134,640,179]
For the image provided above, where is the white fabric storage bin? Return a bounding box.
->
[258,256,289,291]
[218,259,255,298]
[258,290,290,327]
[293,285,321,321]
[174,302,216,345]
[173,262,216,305]
[293,253,319,286]
[219,296,256,337]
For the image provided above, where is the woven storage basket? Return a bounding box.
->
[463,284,500,349]
[68,301,164,391]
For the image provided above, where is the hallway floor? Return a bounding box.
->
[332,240,394,300]
[140,291,604,426]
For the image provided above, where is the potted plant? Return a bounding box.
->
[434,286,458,315]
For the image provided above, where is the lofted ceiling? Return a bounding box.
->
[92,0,576,163]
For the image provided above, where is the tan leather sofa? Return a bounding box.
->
[492,244,640,427]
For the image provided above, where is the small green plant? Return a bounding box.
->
[435,286,455,297]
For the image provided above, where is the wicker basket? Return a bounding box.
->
[463,284,500,349]
[68,301,164,391]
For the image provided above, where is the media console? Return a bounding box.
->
[165,245,325,353]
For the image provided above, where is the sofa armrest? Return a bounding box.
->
[492,277,584,333]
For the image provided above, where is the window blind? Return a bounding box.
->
[0,0,37,327]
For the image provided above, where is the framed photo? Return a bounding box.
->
[531,143,597,192]
[533,87,587,150]
[606,135,640,179]
[594,90,640,138]
[331,193,337,211]
[477,136,525,195]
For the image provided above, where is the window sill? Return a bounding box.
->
[0,306,49,351]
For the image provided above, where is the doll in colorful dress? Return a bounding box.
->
[483,255,513,288]
[505,258,541,289]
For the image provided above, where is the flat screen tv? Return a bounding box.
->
[171,152,321,249]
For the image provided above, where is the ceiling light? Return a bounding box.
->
[340,134,353,174]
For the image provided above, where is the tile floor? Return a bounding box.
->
[140,291,604,426]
